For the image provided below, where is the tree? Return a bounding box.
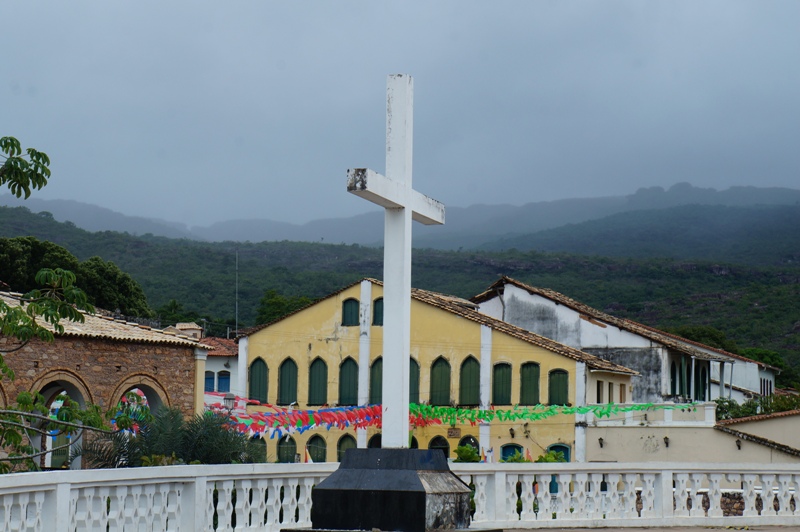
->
[666,325,739,354]
[0,136,51,199]
[77,256,153,317]
[256,289,312,324]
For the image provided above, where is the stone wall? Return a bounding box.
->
[0,336,196,415]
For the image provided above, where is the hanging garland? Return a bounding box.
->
[205,393,697,439]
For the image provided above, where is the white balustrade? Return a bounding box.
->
[0,462,797,531]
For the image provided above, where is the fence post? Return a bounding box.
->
[657,469,674,520]
[181,475,207,531]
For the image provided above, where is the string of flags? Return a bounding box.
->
[205,392,696,440]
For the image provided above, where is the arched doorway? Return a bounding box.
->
[307,435,327,462]
[110,374,170,415]
[368,434,382,449]
[337,434,356,462]
[277,435,298,463]
[429,436,450,459]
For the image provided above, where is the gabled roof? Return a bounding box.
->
[714,423,800,458]
[1,292,207,349]
[472,276,732,363]
[241,279,637,375]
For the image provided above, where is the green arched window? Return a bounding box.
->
[308,358,328,406]
[548,369,569,406]
[520,363,540,405]
[430,358,451,406]
[277,436,297,463]
[459,356,480,406]
[249,359,268,404]
[429,436,450,459]
[410,358,420,404]
[342,298,359,326]
[369,357,383,404]
[307,435,327,462]
[372,298,383,326]
[278,359,298,405]
[339,358,358,406]
[337,435,356,462]
[492,363,511,405]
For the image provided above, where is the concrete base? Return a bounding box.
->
[310,448,471,532]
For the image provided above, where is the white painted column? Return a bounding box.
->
[237,337,249,399]
[728,362,735,399]
[575,362,587,463]
[357,280,373,448]
[479,325,492,456]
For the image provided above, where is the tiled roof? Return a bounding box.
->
[472,276,728,362]
[201,336,238,357]
[1,292,208,349]
[716,409,800,426]
[714,425,800,458]
[241,279,637,375]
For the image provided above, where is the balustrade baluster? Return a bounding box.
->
[742,474,760,517]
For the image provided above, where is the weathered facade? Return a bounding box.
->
[472,277,777,404]
[238,279,636,464]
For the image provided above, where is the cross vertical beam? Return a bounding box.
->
[347,75,445,448]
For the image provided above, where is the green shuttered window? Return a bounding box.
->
[339,358,358,405]
[459,356,480,406]
[430,358,451,406]
[520,363,540,405]
[370,358,383,404]
[410,358,420,404]
[249,359,268,404]
[548,369,569,405]
[492,363,511,405]
[342,298,359,326]
[308,358,328,405]
[278,359,298,405]
[372,298,383,326]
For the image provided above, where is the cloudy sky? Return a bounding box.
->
[2,2,799,227]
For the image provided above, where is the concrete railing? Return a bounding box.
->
[0,462,798,530]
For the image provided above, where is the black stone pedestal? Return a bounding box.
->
[310,448,471,532]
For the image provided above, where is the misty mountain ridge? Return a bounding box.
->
[3,182,799,249]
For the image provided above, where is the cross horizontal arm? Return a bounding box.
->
[347,168,445,225]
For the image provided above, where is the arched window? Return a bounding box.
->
[372,298,384,326]
[308,358,328,406]
[249,359,268,404]
[548,443,571,462]
[548,369,568,406]
[368,434,382,449]
[459,435,479,451]
[501,443,523,462]
[204,371,215,392]
[278,359,298,405]
[429,436,449,459]
[337,435,356,462]
[339,358,358,406]
[370,357,383,404]
[410,436,419,449]
[277,436,297,463]
[520,363,540,405]
[409,358,420,404]
[249,437,266,463]
[492,363,511,406]
[670,361,678,396]
[430,358,451,406]
[217,371,230,393]
[459,356,480,406]
[307,435,327,463]
[342,298,359,326]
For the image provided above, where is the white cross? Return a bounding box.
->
[347,74,445,448]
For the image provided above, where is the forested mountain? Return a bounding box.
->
[2,203,799,381]
[483,204,800,267]
[4,182,800,248]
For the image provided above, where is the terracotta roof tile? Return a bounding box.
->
[201,336,238,357]
[716,409,800,426]
[2,292,208,349]
[714,425,800,457]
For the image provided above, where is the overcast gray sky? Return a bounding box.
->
[3,2,799,228]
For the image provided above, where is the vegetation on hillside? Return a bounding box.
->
[1,205,798,383]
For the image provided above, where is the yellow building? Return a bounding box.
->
[238,279,636,463]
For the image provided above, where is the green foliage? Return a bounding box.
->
[0,137,51,199]
[715,394,800,421]
[535,450,566,463]
[664,325,739,353]
[453,445,481,463]
[256,289,313,325]
[0,237,152,317]
[76,407,258,468]
[500,450,531,463]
